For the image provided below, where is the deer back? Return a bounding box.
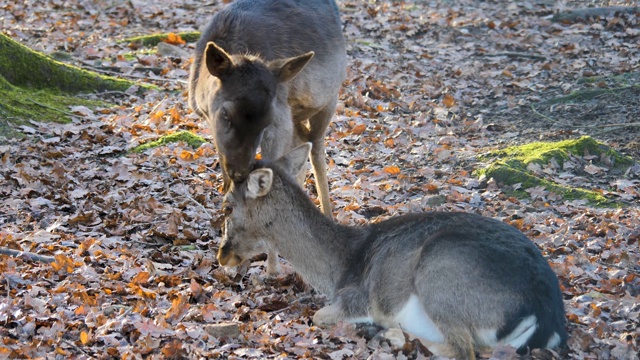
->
[340,213,567,353]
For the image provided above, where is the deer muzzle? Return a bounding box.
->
[217,242,243,267]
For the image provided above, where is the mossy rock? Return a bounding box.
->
[486,136,633,170]
[130,130,207,153]
[476,136,635,206]
[123,32,202,47]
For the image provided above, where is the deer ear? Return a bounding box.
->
[278,143,311,177]
[268,51,314,82]
[246,169,273,198]
[205,42,233,78]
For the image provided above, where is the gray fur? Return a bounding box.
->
[217,144,567,359]
[189,0,345,276]
[188,0,346,219]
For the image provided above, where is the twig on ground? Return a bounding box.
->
[271,295,313,315]
[571,122,640,128]
[530,104,557,123]
[75,90,142,101]
[0,247,55,263]
[80,61,164,75]
[551,6,640,23]
[129,240,166,247]
[171,183,215,220]
[62,339,93,358]
[80,64,187,84]
[477,52,547,61]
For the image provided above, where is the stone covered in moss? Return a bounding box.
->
[487,136,633,170]
[131,131,207,153]
[476,136,635,206]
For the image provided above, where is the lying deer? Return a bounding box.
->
[217,144,568,359]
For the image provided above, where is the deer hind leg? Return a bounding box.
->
[307,101,336,218]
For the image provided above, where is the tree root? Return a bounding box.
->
[477,52,546,61]
[551,6,640,23]
[0,247,55,263]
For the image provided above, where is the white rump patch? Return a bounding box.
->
[394,294,444,343]
[346,315,374,324]
[501,315,538,349]
[546,331,561,349]
[475,328,498,347]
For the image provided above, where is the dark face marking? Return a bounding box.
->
[211,59,277,182]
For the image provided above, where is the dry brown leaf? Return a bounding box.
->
[443,94,456,108]
[383,165,401,175]
[164,33,186,45]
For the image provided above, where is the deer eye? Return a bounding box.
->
[220,108,230,126]
[222,203,233,216]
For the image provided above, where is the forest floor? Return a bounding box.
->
[1,0,639,359]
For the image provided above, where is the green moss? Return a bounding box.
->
[0,76,105,125]
[477,163,610,205]
[131,130,207,153]
[577,71,640,85]
[120,48,157,62]
[0,33,144,94]
[0,34,157,139]
[123,32,202,47]
[486,136,633,170]
[475,136,634,206]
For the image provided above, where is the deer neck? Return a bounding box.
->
[268,181,361,298]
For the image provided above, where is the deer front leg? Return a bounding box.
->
[265,249,279,276]
[309,138,332,218]
[307,101,336,219]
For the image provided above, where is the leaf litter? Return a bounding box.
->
[1,0,640,358]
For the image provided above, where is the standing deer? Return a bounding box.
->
[188,0,346,274]
[217,144,568,360]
